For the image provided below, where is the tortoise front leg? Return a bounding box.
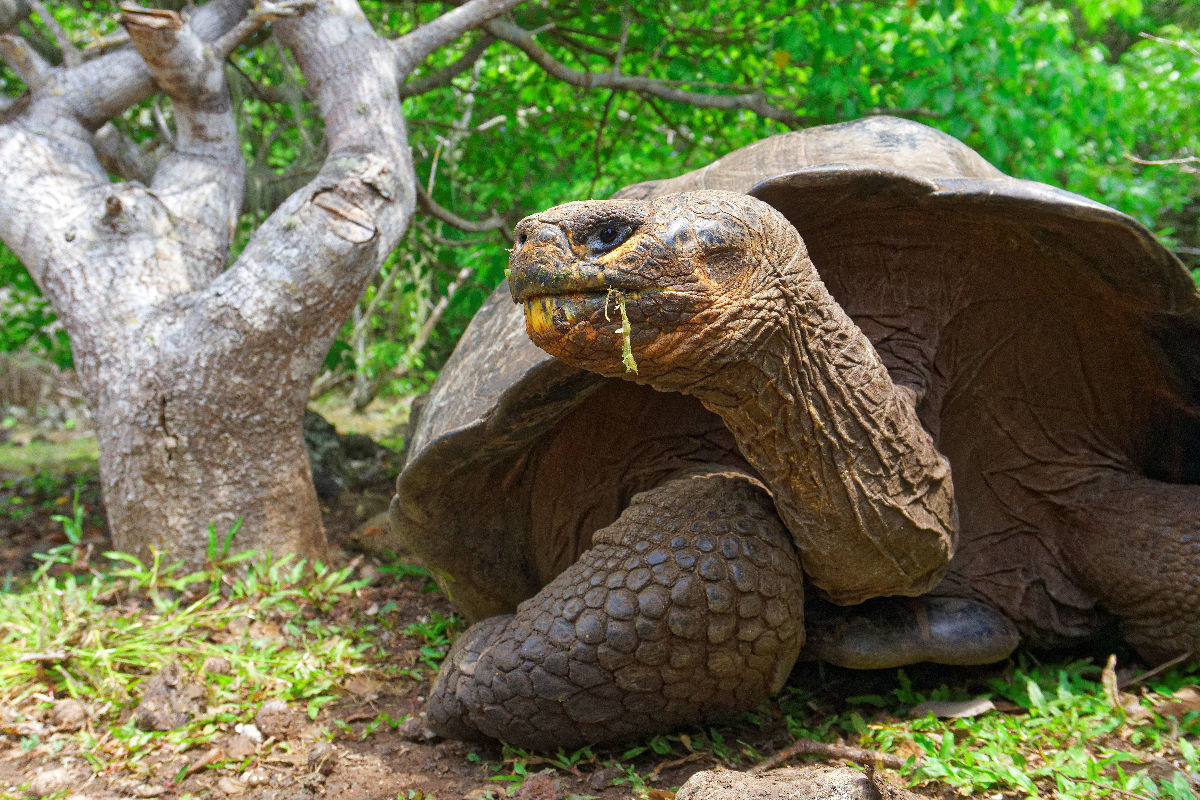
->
[425,467,805,750]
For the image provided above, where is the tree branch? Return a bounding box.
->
[485,18,805,126]
[0,0,247,338]
[27,0,79,67]
[211,0,314,60]
[120,2,249,285]
[26,0,247,132]
[0,31,50,87]
[393,0,522,74]
[399,33,493,98]
[415,185,505,235]
[206,0,414,365]
[0,0,29,34]
[92,122,158,184]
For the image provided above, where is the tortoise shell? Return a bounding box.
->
[391,116,1199,638]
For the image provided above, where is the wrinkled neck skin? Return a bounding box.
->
[664,245,958,603]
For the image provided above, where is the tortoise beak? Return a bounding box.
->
[508,218,608,302]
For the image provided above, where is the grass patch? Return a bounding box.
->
[0,527,384,785]
[777,659,1200,800]
[0,435,98,473]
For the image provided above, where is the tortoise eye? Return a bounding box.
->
[585,223,633,254]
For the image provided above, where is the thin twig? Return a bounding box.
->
[354,261,474,409]
[589,90,617,196]
[415,185,506,235]
[485,18,807,126]
[1124,153,1200,174]
[648,751,709,781]
[1118,650,1193,690]
[1139,31,1200,59]
[749,738,914,773]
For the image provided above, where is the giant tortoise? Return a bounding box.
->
[391,116,1200,749]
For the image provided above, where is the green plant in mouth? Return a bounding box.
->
[604,288,638,373]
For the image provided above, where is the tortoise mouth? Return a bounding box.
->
[522,289,652,338]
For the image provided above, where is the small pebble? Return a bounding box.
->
[307,741,337,775]
[242,767,271,787]
[234,722,264,743]
[216,776,246,795]
[28,767,71,798]
[49,698,87,730]
[202,656,232,675]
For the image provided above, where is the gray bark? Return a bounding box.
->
[0,0,520,569]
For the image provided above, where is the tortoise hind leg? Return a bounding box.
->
[425,467,805,750]
[1058,471,1200,664]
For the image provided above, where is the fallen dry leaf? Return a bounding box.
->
[908,698,996,719]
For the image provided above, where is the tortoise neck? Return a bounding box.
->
[685,260,957,603]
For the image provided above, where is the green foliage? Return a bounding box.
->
[0,540,378,776]
[779,658,1200,799]
[0,247,72,368]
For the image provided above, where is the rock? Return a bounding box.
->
[216,776,246,795]
[49,698,87,730]
[908,697,996,719]
[513,769,560,800]
[587,766,624,791]
[224,733,259,760]
[234,722,264,743]
[306,741,337,775]
[202,656,232,676]
[132,663,207,731]
[254,698,301,739]
[27,767,72,798]
[676,766,924,800]
[396,714,440,742]
[349,510,407,559]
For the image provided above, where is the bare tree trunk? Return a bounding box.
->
[85,326,326,563]
[0,0,523,570]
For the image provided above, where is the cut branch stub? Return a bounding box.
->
[120,4,231,125]
[120,0,245,288]
[313,188,377,244]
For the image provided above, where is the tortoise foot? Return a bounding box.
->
[801,596,1019,669]
[423,467,805,749]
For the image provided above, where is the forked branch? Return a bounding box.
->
[119,2,249,284]
[206,0,415,352]
[400,34,493,98]
[416,185,506,235]
[485,18,805,125]
[393,0,522,73]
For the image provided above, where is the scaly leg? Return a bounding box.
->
[1057,471,1200,664]
[425,467,805,750]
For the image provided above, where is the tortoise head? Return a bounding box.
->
[507,190,805,390]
